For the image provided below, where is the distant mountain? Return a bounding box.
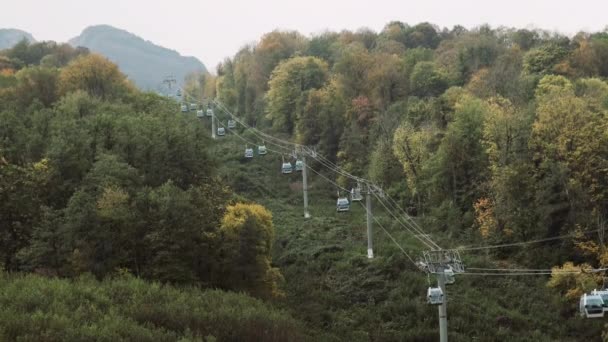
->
[0,29,35,50]
[69,25,206,90]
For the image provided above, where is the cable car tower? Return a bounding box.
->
[420,249,465,342]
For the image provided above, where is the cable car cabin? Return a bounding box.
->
[427,287,444,305]
[180,104,188,112]
[244,148,254,158]
[176,89,182,97]
[258,145,267,155]
[196,110,204,118]
[217,127,226,136]
[591,290,608,312]
[295,160,304,171]
[206,109,213,117]
[228,120,236,129]
[336,197,350,212]
[444,267,455,285]
[281,162,293,174]
[580,294,604,318]
[350,187,363,202]
[190,103,198,111]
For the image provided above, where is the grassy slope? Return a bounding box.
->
[211,126,605,342]
[0,273,306,342]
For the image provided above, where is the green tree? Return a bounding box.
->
[409,61,448,97]
[530,75,608,234]
[266,56,328,133]
[523,44,568,75]
[428,96,488,213]
[392,121,435,197]
[0,158,51,270]
[13,66,59,107]
[479,97,536,241]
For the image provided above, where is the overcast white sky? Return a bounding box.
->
[2,0,607,70]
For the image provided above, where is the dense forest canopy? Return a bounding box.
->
[206,22,608,271]
[0,44,282,299]
[1,21,608,340]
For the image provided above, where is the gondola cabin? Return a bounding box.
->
[591,289,608,312]
[258,145,267,155]
[196,110,204,118]
[580,294,604,318]
[190,103,198,111]
[444,267,455,285]
[351,186,363,202]
[217,127,226,136]
[180,104,188,112]
[427,287,444,305]
[244,148,254,158]
[206,109,213,117]
[336,197,350,212]
[228,120,236,129]
[295,160,304,171]
[281,162,293,174]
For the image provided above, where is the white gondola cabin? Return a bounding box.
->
[228,120,236,129]
[258,145,268,155]
[206,108,213,117]
[244,148,254,158]
[336,197,350,212]
[180,104,188,112]
[281,162,293,174]
[444,267,455,285]
[295,160,304,172]
[427,287,444,305]
[591,289,608,312]
[580,294,604,318]
[196,110,204,118]
[217,127,226,136]
[190,103,198,111]
[351,184,363,202]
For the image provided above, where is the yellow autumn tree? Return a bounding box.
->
[473,197,498,239]
[547,262,601,304]
[59,54,134,100]
[219,203,283,299]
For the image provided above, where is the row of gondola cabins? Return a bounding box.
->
[180,103,365,213]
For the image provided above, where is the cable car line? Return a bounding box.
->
[457,227,605,251]
[304,164,420,265]
[467,267,608,273]
[371,192,442,250]
[207,97,443,250]
[303,163,436,250]
[370,191,437,250]
[175,87,608,324]
[355,200,418,266]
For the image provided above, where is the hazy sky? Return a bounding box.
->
[2,0,608,70]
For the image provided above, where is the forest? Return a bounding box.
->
[0,22,608,341]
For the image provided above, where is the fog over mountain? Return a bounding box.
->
[0,28,35,49]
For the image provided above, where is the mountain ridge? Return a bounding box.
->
[0,28,36,50]
[69,25,206,90]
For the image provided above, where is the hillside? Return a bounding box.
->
[206,115,604,341]
[69,25,206,90]
[0,28,35,49]
[2,19,608,340]
[0,273,307,341]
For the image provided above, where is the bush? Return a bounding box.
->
[0,273,307,341]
